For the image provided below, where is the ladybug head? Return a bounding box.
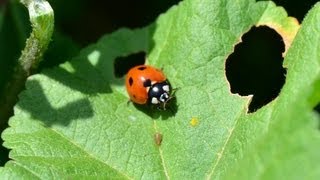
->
[147,81,172,109]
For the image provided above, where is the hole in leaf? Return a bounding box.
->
[114,51,146,78]
[225,26,286,113]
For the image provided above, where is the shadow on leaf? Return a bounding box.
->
[18,80,94,126]
[43,56,112,95]
[132,94,178,120]
[43,26,156,96]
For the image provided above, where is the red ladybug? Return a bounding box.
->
[125,65,172,109]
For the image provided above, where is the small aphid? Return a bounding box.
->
[154,132,163,146]
[190,117,199,127]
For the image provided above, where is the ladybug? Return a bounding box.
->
[125,65,172,109]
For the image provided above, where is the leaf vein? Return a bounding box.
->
[48,127,133,180]
[153,121,170,180]
[12,161,42,179]
[206,107,244,179]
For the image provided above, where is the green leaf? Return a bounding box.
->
[1,0,319,179]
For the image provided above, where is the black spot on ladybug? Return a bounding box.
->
[138,66,147,71]
[129,77,133,86]
[133,95,136,99]
[143,79,151,87]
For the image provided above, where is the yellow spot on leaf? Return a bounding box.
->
[190,117,199,127]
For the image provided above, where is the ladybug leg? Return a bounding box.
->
[162,99,176,114]
[162,96,174,110]
[171,87,180,93]
[168,87,180,100]
[162,101,167,111]
[155,103,167,111]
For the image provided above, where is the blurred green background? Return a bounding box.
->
[0,0,318,166]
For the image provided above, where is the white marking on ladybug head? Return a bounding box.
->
[159,93,169,102]
[159,95,165,102]
[151,97,159,104]
[162,85,170,92]
[152,86,159,92]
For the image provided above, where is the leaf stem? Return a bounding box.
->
[0,0,54,129]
